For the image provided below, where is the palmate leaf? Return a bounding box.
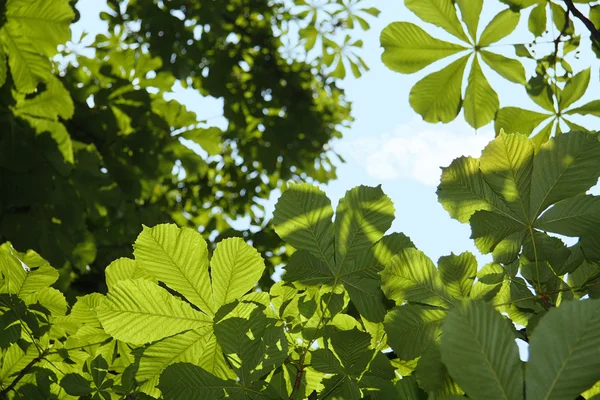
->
[96,279,212,345]
[134,224,265,317]
[382,0,526,127]
[439,131,600,262]
[380,22,466,74]
[567,100,600,117]
[527,299,600,400]
[13,76,74,120]
[276,185,397,322]
[409,55,469,124]
[441,300,523,400]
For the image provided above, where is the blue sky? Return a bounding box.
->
[72,0,600,266]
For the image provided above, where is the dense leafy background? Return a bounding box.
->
[0,0,377,296]
[1,130,600,399]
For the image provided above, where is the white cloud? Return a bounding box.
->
[337,118,495,186]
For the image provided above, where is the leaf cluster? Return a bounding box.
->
[2,130,600,399]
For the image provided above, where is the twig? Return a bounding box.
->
[564,0,600,43]
[0,348,49,398]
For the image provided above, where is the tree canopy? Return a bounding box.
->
[0,0,378,295]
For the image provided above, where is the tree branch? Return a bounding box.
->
[564,0,600,43]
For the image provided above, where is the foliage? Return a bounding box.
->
[0,0,378,296]
[382,0,600,138]
[2,130,600,399]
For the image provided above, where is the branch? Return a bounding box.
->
[0,348,49,399]
[564,0,600,43]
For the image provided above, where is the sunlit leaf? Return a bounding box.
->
[463,56,499,129]
[409,55,469,123]
[380,22,466,74]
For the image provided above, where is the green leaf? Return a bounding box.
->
[273,183,335,266]
[495,107,551,138]
[409,55,469,123]
[404,0,470,43]
[591,5,600,29]
[438,252,476,298]
[527,299,600,400]
[529,131,600,219]
[415,345,463,398]
[5,0,74,56]
[536,195,600,236]
[559,68,590,110]
[311,349,344,374]
[470,210,525,253]
[531,119,555,150]
[456,0,483,40]
[211,238,265,309]
[380,22,466,74]
[381,248,454,307]
[0,249,58,296]
[480,131,534,222]
[181,127,222,156]
[550,2,569,33]
[334,185,394,273]
[284,250,332,284]
[159,363,239,399]
[330,328,371,375]
[396,376,427,399]
[567,100,600,117]
[437,156,518,223]
[441,300,523,400]
[105,257,153,291]
[384,304,446,360]
[479,9,520,47]
[96,279,212,345]
[528,4,547,37]
[342,233,415,322]
[136,330,211,397]
[60,373,94,397]
[0,48,6,87]
[20,116,74,163]
[134,224,215,315]
[480,50,527,85]
[13,77,74,120]
[464,56,499,129]
[321,374,361,399]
